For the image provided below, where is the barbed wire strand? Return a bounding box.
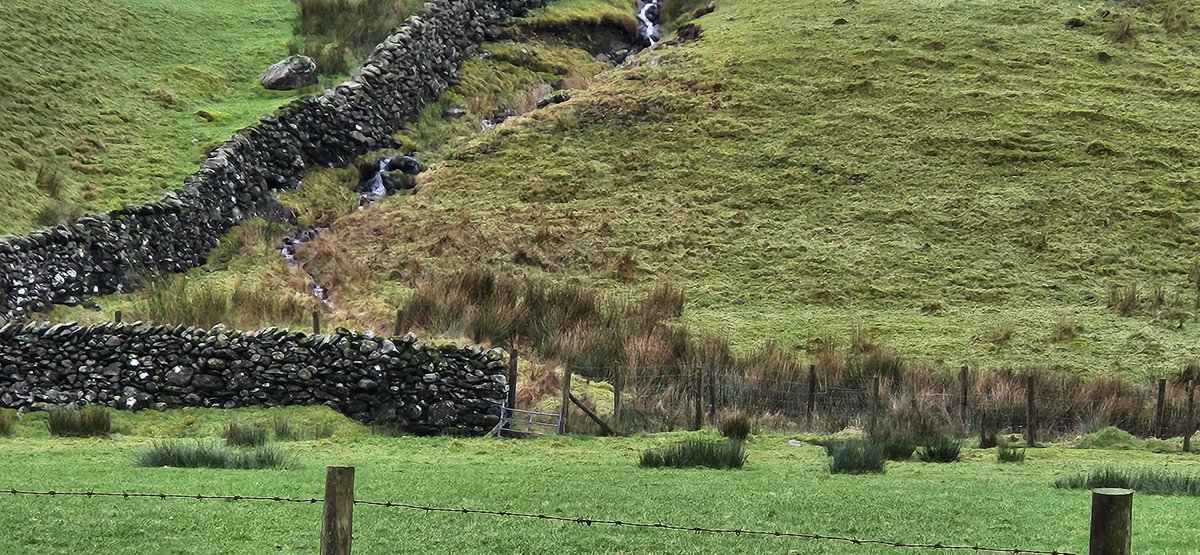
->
[1,488,320,504]
[354,499,1077,555]
[0,488,1076,554]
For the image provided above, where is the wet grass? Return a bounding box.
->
[3,407,1200,553]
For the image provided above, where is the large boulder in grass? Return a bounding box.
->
[261,55,318,90]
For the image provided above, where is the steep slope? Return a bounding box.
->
[315,0,1200,376]
[0,0,300,234]
[45,0,1200,379]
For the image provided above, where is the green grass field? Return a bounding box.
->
[0,0,303,235]
[1,407,1198,554]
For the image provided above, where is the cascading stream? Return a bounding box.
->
[279,155,423,304]
[637,0,663,45]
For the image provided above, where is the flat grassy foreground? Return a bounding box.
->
[2,408,1199,554]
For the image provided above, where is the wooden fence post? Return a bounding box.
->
[1089,488,1132,555]
[114,310,122,324]
[692,366,702,430]
[959,365,969,428]
[1026,375,1036,447]
[1185,376,1195,453]
[805,364,817,429]
[394,308,403,337]
[558,369,572,434]
[707,363,716,423]
[312,310,321,335]
[869,373,880,432]
[506,348,518,412]
[1155,378,1167,438]
[320,466,355,555]
[613,366,623,428]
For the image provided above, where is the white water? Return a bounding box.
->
[637,0,663,45]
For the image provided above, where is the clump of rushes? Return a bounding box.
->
[47,406,111,437]
[0,409,16,436]
[826,439,886,474]
[639,440,747,469]
[917,435,961,463]
[225,422,268,447]
[137,442,289,469]
[273,418,298,441]
[1055,466,1200,497]
[997,437,1026,463]
[869,427,916,461]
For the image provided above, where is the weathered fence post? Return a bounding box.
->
[321,466,355,555]
[114,310,122,324]
[558,368,572,434]
[613,366,623,428]
[692,366,702,430]
[805,364,817,429]
[959,365,969,428]
[869,373,881,432]
[707,363,716,423]
[1155,378,1167,438]
[394,308,403,337]
[1025,374,1036,447]
[1089,488,1132,555]
[1185,375,1195,453]
[312,310,321,335]
[506,348,518,412]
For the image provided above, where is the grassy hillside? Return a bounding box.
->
[304,0,1200,377]
[44,0,1200,381]
[2,407,1200,553]
[0,0,301,235]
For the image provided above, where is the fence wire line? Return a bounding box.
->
[1,488,320,504]
[0,488,1076,554]
[355,499,1076,555]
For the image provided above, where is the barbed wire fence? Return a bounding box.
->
[1,468,1101,555]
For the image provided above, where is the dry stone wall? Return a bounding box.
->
[0,0,541,321]
[0,321,508,435]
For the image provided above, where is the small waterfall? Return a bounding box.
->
[637,0,663,46]
[279,154,423,303]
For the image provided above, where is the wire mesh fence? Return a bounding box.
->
[550,363,1199,441]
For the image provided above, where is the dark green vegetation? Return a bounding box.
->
[47,406,111,438]
[917,435,963,463]
[639,439,747,468]
[1055,466,1200,497]
[224,422,268,447]
[998,440,1027,463]
[137,441,289,469]
[826,439,887,474]
[0,0,302,234]
[5,407,1200,553]
[870,428,917,461]
[0,409,15,436]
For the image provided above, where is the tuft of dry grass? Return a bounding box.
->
[1051,314,1081,342]
[1161,0,1191,33]
[1106,12,1137,43]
